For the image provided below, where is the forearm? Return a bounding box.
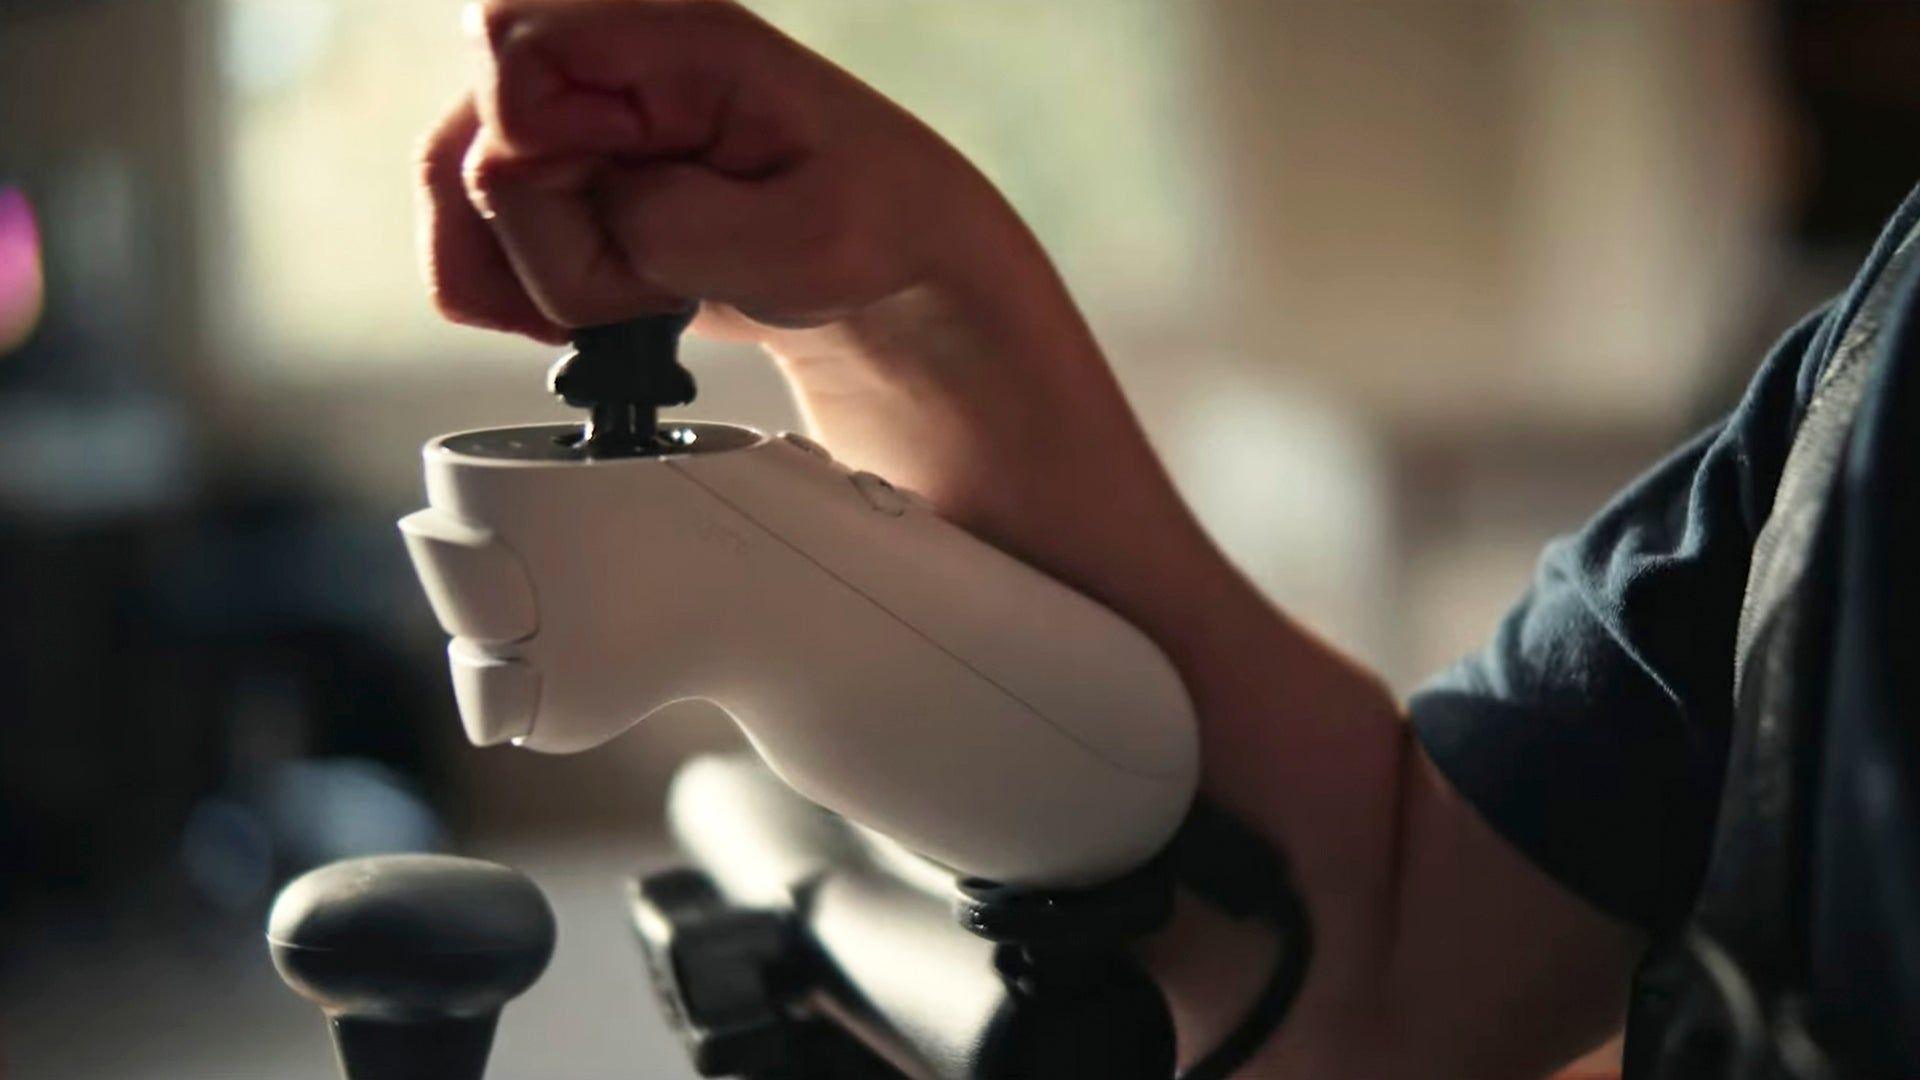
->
[1141,742,1644,1080]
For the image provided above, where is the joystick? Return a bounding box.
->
[267,854,557,1080]
[547,309,699,456]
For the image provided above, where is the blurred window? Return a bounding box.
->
[212,0,1205,375]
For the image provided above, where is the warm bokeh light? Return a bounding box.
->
[0,185,45,355]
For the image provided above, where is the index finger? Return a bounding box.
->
[417,95,568,343]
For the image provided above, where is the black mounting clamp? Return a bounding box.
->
[628,756,1313,1080]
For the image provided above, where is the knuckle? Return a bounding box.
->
[415,131,456,193]
[483,43,543,145]
[474,6,569,149]
[475,0,526,48]
[460,148,513,201]
[415,105,475,191]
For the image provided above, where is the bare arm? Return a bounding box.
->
[419,2,1645,1073]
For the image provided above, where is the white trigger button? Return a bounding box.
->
[447,640,539,747]
[780,431,832,460]
[398,510,538,644]
[850,471,910,516]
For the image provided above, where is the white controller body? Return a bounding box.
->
[399,421,1198,887]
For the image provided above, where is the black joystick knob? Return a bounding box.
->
[267,854,557,1080]
[548,307,699,456]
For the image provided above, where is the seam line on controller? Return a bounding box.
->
[665,463,1177,783]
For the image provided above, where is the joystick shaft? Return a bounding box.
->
[548,308,699,457]
[267,854,556,1080]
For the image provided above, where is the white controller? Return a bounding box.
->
[397,316,1197,888]
[400,422,1198,887]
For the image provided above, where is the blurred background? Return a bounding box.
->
[2,1,1916,1076]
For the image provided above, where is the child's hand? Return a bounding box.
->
[419,0,1034,355]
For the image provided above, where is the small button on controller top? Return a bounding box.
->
[781,431,832,459]
[850,470,911,516]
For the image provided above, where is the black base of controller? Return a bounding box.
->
[628,756,1180,1080]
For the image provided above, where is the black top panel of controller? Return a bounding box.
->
[439,422,765,461]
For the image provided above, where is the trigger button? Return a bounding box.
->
[781,432,832,460]
[448,642,539,747]
[850,471,910,516]
[398,510,538,644]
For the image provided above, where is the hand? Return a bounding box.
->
[421,0,1040,349]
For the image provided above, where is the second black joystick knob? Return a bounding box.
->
[268,854,557,1080]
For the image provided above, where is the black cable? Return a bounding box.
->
[1169,802,1314,1080]
[952,799,1312,1080]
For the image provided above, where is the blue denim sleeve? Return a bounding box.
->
[1409,305,1834,932]
[1410,185,1920,931]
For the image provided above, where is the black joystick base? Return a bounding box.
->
[548,308,699,457]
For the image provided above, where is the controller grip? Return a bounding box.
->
[405,423,1201,887]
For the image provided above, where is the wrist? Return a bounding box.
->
[762,185,1141,503]
[774,179,1098,387]
[756,175,1262,693]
